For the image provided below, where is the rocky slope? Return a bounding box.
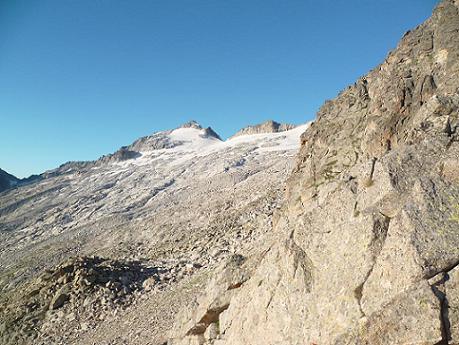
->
[0,121,309,345]
[168,1,459,344]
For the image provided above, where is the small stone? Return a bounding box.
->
[66,312,76,321]
[142,277,156,291]
[83,296,92,307]
[50,286,70,310]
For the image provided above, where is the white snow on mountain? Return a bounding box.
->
[113,123,310,169]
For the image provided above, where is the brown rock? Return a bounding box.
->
[50,285,70,310]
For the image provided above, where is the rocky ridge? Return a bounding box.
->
[168,1,459,344]
[229,120,296,139]
[0,169,41,194]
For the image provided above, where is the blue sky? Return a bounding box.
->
[1,0,438,178]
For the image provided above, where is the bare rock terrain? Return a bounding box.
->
[168,1,459,344]
[0,121,308,344]
[2,1,459,344]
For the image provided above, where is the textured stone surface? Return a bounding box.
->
[446,266,459,342]
[169,1,459,344]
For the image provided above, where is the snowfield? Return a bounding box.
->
[115,123,311,169]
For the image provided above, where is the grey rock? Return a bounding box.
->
[230,120,296,139]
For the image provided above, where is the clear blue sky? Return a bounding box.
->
[1,0,438,178]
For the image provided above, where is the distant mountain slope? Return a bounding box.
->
[0,169,19,193]
[0,120,310,345]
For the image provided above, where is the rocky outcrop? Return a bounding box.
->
[42,161,94,178]
[97,147,141,164]
[169,1,459,344]
[168,254,252,344]
[180,120,222,140]
[0,254,212,345]
[230,120,296,138]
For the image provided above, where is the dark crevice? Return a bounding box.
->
[287,237,314,293]
[444,259,459,274]
[369,157,377,180]
[355,214,391,317]
[431,273,451,344]
[227,282,243,290]
[186,304,229,336]
[354,265,375,318]
[353,201,360,217]
[429,259,459,344]
[425,259,459,281]
[444,118,454,137]
[354,257,382,318]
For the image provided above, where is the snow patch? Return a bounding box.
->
[110,122,311,170]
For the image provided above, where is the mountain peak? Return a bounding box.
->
[178,120,203,130]
[230,120,296,139]
[202,126,222,141]
[176,120,222,140]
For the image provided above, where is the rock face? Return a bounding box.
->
[168,1,459,344]
[230,120,296,139]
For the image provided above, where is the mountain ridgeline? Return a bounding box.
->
[0,169,41,194]
[1,1,459,344]
[0,169,19,193]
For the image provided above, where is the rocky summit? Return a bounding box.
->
[1,1,459,345]
[230,120,296,139]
